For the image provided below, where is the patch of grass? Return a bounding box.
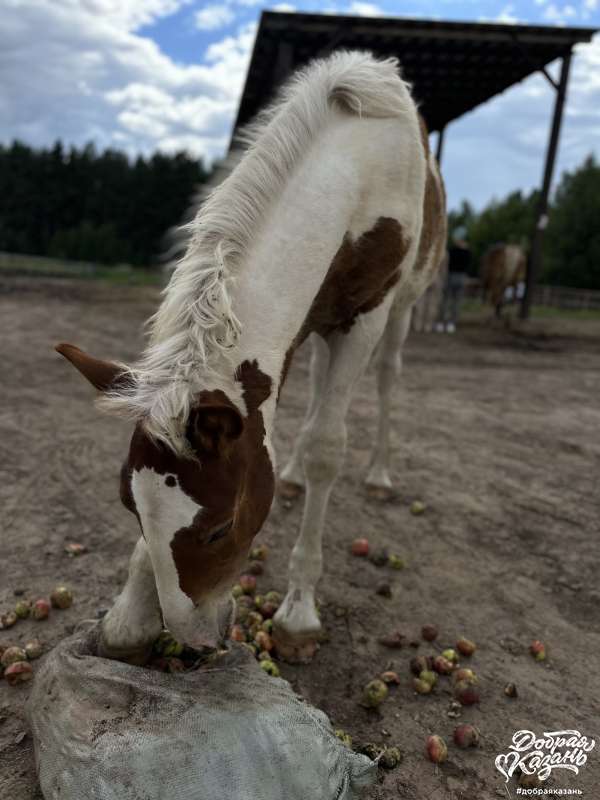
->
[461,299,485,314]
[0,256,164,286]
[92,266,164,286]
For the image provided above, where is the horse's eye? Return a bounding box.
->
[207,521,232,544]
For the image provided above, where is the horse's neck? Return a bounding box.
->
[225,120,363,433]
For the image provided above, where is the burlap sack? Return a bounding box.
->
[27,624,375,800]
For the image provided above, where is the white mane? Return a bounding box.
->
[102,50,412,449]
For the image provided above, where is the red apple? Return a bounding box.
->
[454,724,480,748]
[421,624,438,642]
[239,575,257,594]
[426,735,447,763]
[456,637,476,656]
[454,679,480,706]
[530,640,546,661]
[5,661,33,686]
[351,538,369,557]
[32,599,51,620]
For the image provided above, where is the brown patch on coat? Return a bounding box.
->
[279,216,409,393]
[122,362,274,603]
[413,114,447,276]
[303,217,408,338]
[418,113,430,157]
[414,166,446,274]
[236,359,272,412]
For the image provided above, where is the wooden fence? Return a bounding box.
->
[464,278,600,311]
[532,284,600,311]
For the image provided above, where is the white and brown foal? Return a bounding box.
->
[57,51,446,664]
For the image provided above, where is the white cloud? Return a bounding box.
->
[271,3,296,10]
[495,4,519,23]
[0,2,256,161]
[81,0,191,32]
[584,0,598,8]
[348,2,383,17]
[205,21,257,64]
[543,3,577,22]
[194,5,235,31]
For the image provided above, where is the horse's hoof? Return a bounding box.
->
[278,479,304,501]
[272,625,321,664]
[97,636,153,666]
[365,484,396,502]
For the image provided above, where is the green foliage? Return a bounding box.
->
[0,140,212,267]
[451,154,600,290]
[48,222,127,264]
[543,155,600,290]
[447,200,475,242]
[466,189,538,270]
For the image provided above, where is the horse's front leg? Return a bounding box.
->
[98,537,163,664]
[273,300,394,662]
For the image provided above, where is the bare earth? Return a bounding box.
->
[1,276,599,799]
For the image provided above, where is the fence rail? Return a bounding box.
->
[464,278,600,311]
[532,284,600,311]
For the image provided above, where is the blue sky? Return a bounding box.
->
[1,0,599,209]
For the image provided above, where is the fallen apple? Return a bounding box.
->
[4,661,33,686]
[425,735,447,763]
[50,586,73,609]
[453,724,480,748]
[351,538,369,557]
[32,599,51,620]
[361,679,388,708]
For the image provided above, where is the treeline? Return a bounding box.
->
[0,141,212,267]
[448,155,600,291]
[1,141,599,289]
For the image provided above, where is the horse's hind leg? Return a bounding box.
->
[365,304,412,500]
[273,299,394,662]
[279,333,329,499]
[98,537,163,664]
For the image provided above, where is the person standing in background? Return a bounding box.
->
[435,226,471,333]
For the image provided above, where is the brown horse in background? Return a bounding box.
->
[481,243,527,317]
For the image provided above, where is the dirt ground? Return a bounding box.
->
[1,275,599,799]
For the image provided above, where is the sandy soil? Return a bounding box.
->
[1,275,599,799]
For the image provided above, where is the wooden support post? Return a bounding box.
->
[435,126,445,164]
[520,50,572,320]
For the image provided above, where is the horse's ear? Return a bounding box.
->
[55,343,126,393]
[187,399,243,457]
